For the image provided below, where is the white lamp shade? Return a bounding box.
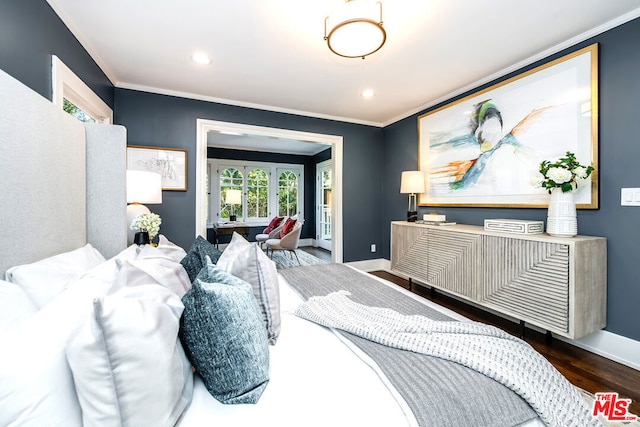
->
[126,170,162,204]
[400,171,425,194]
[325,0,386,58]
[225,189,242,205]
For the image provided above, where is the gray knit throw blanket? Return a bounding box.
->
[294,290,601,427]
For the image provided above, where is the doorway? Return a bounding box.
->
[195,119,344,263]
[316,159,332,251]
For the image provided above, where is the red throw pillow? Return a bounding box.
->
[265,216,284,233]
[280,218,297,238]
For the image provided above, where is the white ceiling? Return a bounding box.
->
[207,131,329,156]
[48,0,640,130]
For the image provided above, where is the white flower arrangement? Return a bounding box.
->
[130,212,162,240]
[535,151,594,193]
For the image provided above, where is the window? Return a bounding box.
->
[63,99,95,123]
[247,169,269,219]
[208,159,304,225]
[52,56,113,124]
[219,167,243,221]
[278,170,298,217]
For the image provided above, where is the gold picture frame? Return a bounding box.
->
[126,145,188,191]
[418,44,598,208]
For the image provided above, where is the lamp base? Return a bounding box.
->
[133,231,150,246]
[229,215,237,222]
[407,211,418,222]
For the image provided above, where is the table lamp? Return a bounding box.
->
[400,170,425,222]
[126,170,162,243]
[225,189,242,222]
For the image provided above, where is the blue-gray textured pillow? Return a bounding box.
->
[180,235,222,282]
[179,266,269,405]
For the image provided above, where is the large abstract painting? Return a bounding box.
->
[418,44,598,208]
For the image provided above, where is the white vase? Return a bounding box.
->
[546,188,577,237]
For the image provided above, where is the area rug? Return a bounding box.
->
[268,249,329,270]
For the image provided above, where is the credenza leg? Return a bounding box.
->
[520,320,526,339]
[408,278,413,292]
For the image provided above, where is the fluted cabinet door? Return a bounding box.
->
[480,236,570,334]
[426,229,480,298]
[390,223,429,282]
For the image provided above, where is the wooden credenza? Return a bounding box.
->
[390,221,606,339]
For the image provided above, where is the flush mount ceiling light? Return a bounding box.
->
[191,52,212,65]
[324,0,386,59]
[361,89,375,98]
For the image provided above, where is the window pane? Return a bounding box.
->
[220,168,243,220]
[63,98,96,123]
[247,169,269,219]
[278,170,298,217]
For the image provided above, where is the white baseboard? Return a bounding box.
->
[346,258,640,372]
[345,258,389,272]
[562,330,640,371]
[299,238,313,247]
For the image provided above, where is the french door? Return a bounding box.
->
[316,160,332,251]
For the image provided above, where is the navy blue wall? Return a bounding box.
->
[114,89,384,260]
[382,18,640,341]
[314,147,332,164]
[0,1,114,108]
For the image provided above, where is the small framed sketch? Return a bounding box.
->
[127,145,187,191]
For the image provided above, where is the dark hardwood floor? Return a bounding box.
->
[299,246,332,262]
[369,270,640,416]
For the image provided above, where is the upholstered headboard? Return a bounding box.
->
[0,69,127,275]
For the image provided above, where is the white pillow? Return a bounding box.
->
[152,234,189,263]
[0,262,121,427]
[0,244,140,427]
[217,232,281,344]
[217,231,251,262]
[5,243,106,308]
[114,257,191,298]
[66,284,193,427]
[0,280,38,333]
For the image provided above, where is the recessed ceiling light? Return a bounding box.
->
[361,89,375,98]
[192,53,212,65]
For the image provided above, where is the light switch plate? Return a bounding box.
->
[621,188,640,206]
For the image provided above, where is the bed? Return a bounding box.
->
[0,68,602,427]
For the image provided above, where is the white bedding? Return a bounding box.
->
[0,241,547,427]
[178,271,415,427]
[178,267,545,427]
